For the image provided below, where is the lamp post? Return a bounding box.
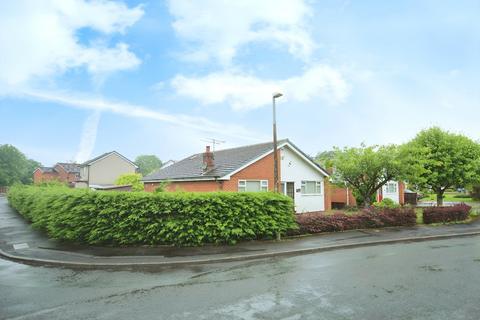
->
[272,92,283,193]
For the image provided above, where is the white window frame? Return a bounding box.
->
[301,181,322,195]
[238,180,269,192]
[385,182,397,193]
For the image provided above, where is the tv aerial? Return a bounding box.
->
[201,138,225,152]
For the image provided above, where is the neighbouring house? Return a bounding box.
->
[75,151,138,188]
[143,139,330,213]
[377,180,405,205]
[33,163,80,185]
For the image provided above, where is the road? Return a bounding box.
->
[1,236,480,320]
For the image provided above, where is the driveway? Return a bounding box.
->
[1,235,480,320]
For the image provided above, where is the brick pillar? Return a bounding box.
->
[398,181,405,205]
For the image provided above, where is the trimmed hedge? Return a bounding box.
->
[296,208,417,234]
[7,185,296,246]
[422,204,471,224]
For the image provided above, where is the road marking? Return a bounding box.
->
[13,243,29,250]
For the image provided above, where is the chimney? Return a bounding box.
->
[203,146,214,172]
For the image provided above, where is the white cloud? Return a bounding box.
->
[75,110,101,163]
[21,89,266,142]
[171,64,350,110]
[0,0,143,87]
[167,0,314,65]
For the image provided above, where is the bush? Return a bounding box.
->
[36,180,69,188]
[154,181,170,193]
[7,185,296,246]
[296,208,416,234]
[372,198,399,209]
[422,204,471,224]
[115,173,144,191]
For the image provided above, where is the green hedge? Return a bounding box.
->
[7,185,296,246]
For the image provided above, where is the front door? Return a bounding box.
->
[283,182,295,203]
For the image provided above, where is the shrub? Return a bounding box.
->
[36,180,69,188]
[296,208,416,234]
[154,181,170,193]
[372,198,399,209]
[7,185,296,246]
[115,173,144,191]
[422,204,471,224]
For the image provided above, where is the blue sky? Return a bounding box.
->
[1,0,479,166]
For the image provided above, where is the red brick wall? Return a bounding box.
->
[54,165,79,183]
[324,179,332,211]
[330,185,356,206]
[222,152,277,191]
[144,180,221,192]
[33,170,59,184]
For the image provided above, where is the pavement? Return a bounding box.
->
[2,194,480,269]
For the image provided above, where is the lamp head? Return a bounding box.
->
[272,92,283,99]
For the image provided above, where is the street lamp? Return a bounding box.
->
[272,92,283,193]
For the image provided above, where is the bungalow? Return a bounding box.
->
[143,139,330,213]
[75,151,138,188]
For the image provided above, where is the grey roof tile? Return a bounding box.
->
[56,163,80,173]
[143,139,330,182]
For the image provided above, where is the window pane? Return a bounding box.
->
[316,182,322,194]
[301,181,321,194]
[306,181,316,193]
[246,181,261,192]
[386,183,397,193]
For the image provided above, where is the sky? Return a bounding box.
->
[1,0,479,166]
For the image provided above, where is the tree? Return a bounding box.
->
[115,173,144,191]
[331,144,407,208]
[0,144,41,186]
[403,127,480,206]
[315,150,336,169]
[135,155,162,176]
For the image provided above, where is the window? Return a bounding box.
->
[385,182,397,193]
[301,181,322,194]
[238,180,268,192]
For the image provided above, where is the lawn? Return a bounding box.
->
[422,192,479,203]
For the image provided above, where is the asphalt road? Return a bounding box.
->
[1,236,480,320]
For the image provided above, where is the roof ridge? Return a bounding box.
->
[207,138,288,154]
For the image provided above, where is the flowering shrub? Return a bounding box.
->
[422,203,471,224]
[296,208,416,234]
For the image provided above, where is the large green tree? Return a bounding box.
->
[403,127,480,206]
[134,155,162,176]
[315,150,336,169]
[0,144,41,186]
[331,144,409,207]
